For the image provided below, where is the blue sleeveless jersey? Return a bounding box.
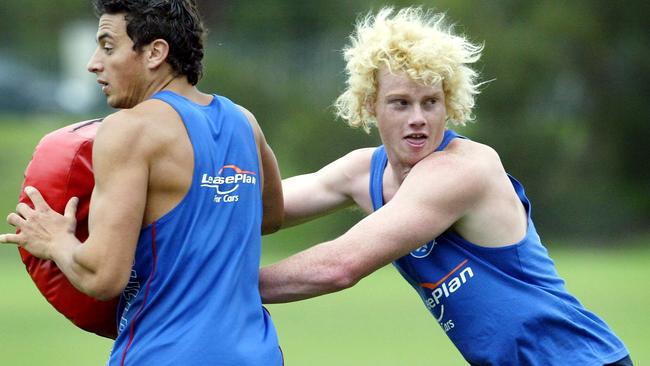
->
[369,130,627,365]
[108,91,282,366]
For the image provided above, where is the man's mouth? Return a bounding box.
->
[405,133,427,147]
[97,79,109,94]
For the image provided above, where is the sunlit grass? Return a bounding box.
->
[1,243,648,365]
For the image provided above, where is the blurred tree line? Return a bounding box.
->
[0,0,648,242]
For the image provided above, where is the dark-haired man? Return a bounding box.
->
[1,1,283,364]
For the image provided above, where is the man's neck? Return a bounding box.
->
[149,76,212,106]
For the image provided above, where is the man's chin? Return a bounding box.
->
[107,98,130,109]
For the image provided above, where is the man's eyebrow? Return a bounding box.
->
[384,92,410,99]
[97,32,113,43]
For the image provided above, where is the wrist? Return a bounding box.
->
[48,234,80,264]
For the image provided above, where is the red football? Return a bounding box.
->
[18,119,118,339]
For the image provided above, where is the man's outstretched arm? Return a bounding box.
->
[260,153,484,303]
[280,148,374,228]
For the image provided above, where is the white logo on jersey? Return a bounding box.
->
[410,240,436,258]
[420,259,474,333]
[200,165,257,204]
[119,269,141,333]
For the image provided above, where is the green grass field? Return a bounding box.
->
[1,243,649,365]
[0,117,648,365]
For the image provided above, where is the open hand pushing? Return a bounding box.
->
[0,186,78,260]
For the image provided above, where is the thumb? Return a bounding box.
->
[64,197,79,219]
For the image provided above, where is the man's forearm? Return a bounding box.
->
[50,236,123,301]
[259,243,359,303]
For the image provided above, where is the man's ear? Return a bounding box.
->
[146,39,169,69]
[365,97,376,117]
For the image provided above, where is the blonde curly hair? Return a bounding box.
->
[334,7,483,132]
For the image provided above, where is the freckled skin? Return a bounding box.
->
[372,68,447,177]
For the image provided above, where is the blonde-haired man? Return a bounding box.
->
[260,7,631,365]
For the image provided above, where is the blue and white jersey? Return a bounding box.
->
[369,129,628,365]
[108,91,282,366]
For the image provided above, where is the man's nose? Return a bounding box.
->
[86,48,102,73]
[408,106,426,127]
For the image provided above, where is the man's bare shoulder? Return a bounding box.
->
[331,148,375,208]
[338,147,375,175]
[95,100,178,159]
[96,111,142,147]
[323,147,374,188]
[419,138,502,176]
[109,99,180,139]
[404,138,505,204]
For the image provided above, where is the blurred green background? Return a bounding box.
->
[0,0,648,364]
